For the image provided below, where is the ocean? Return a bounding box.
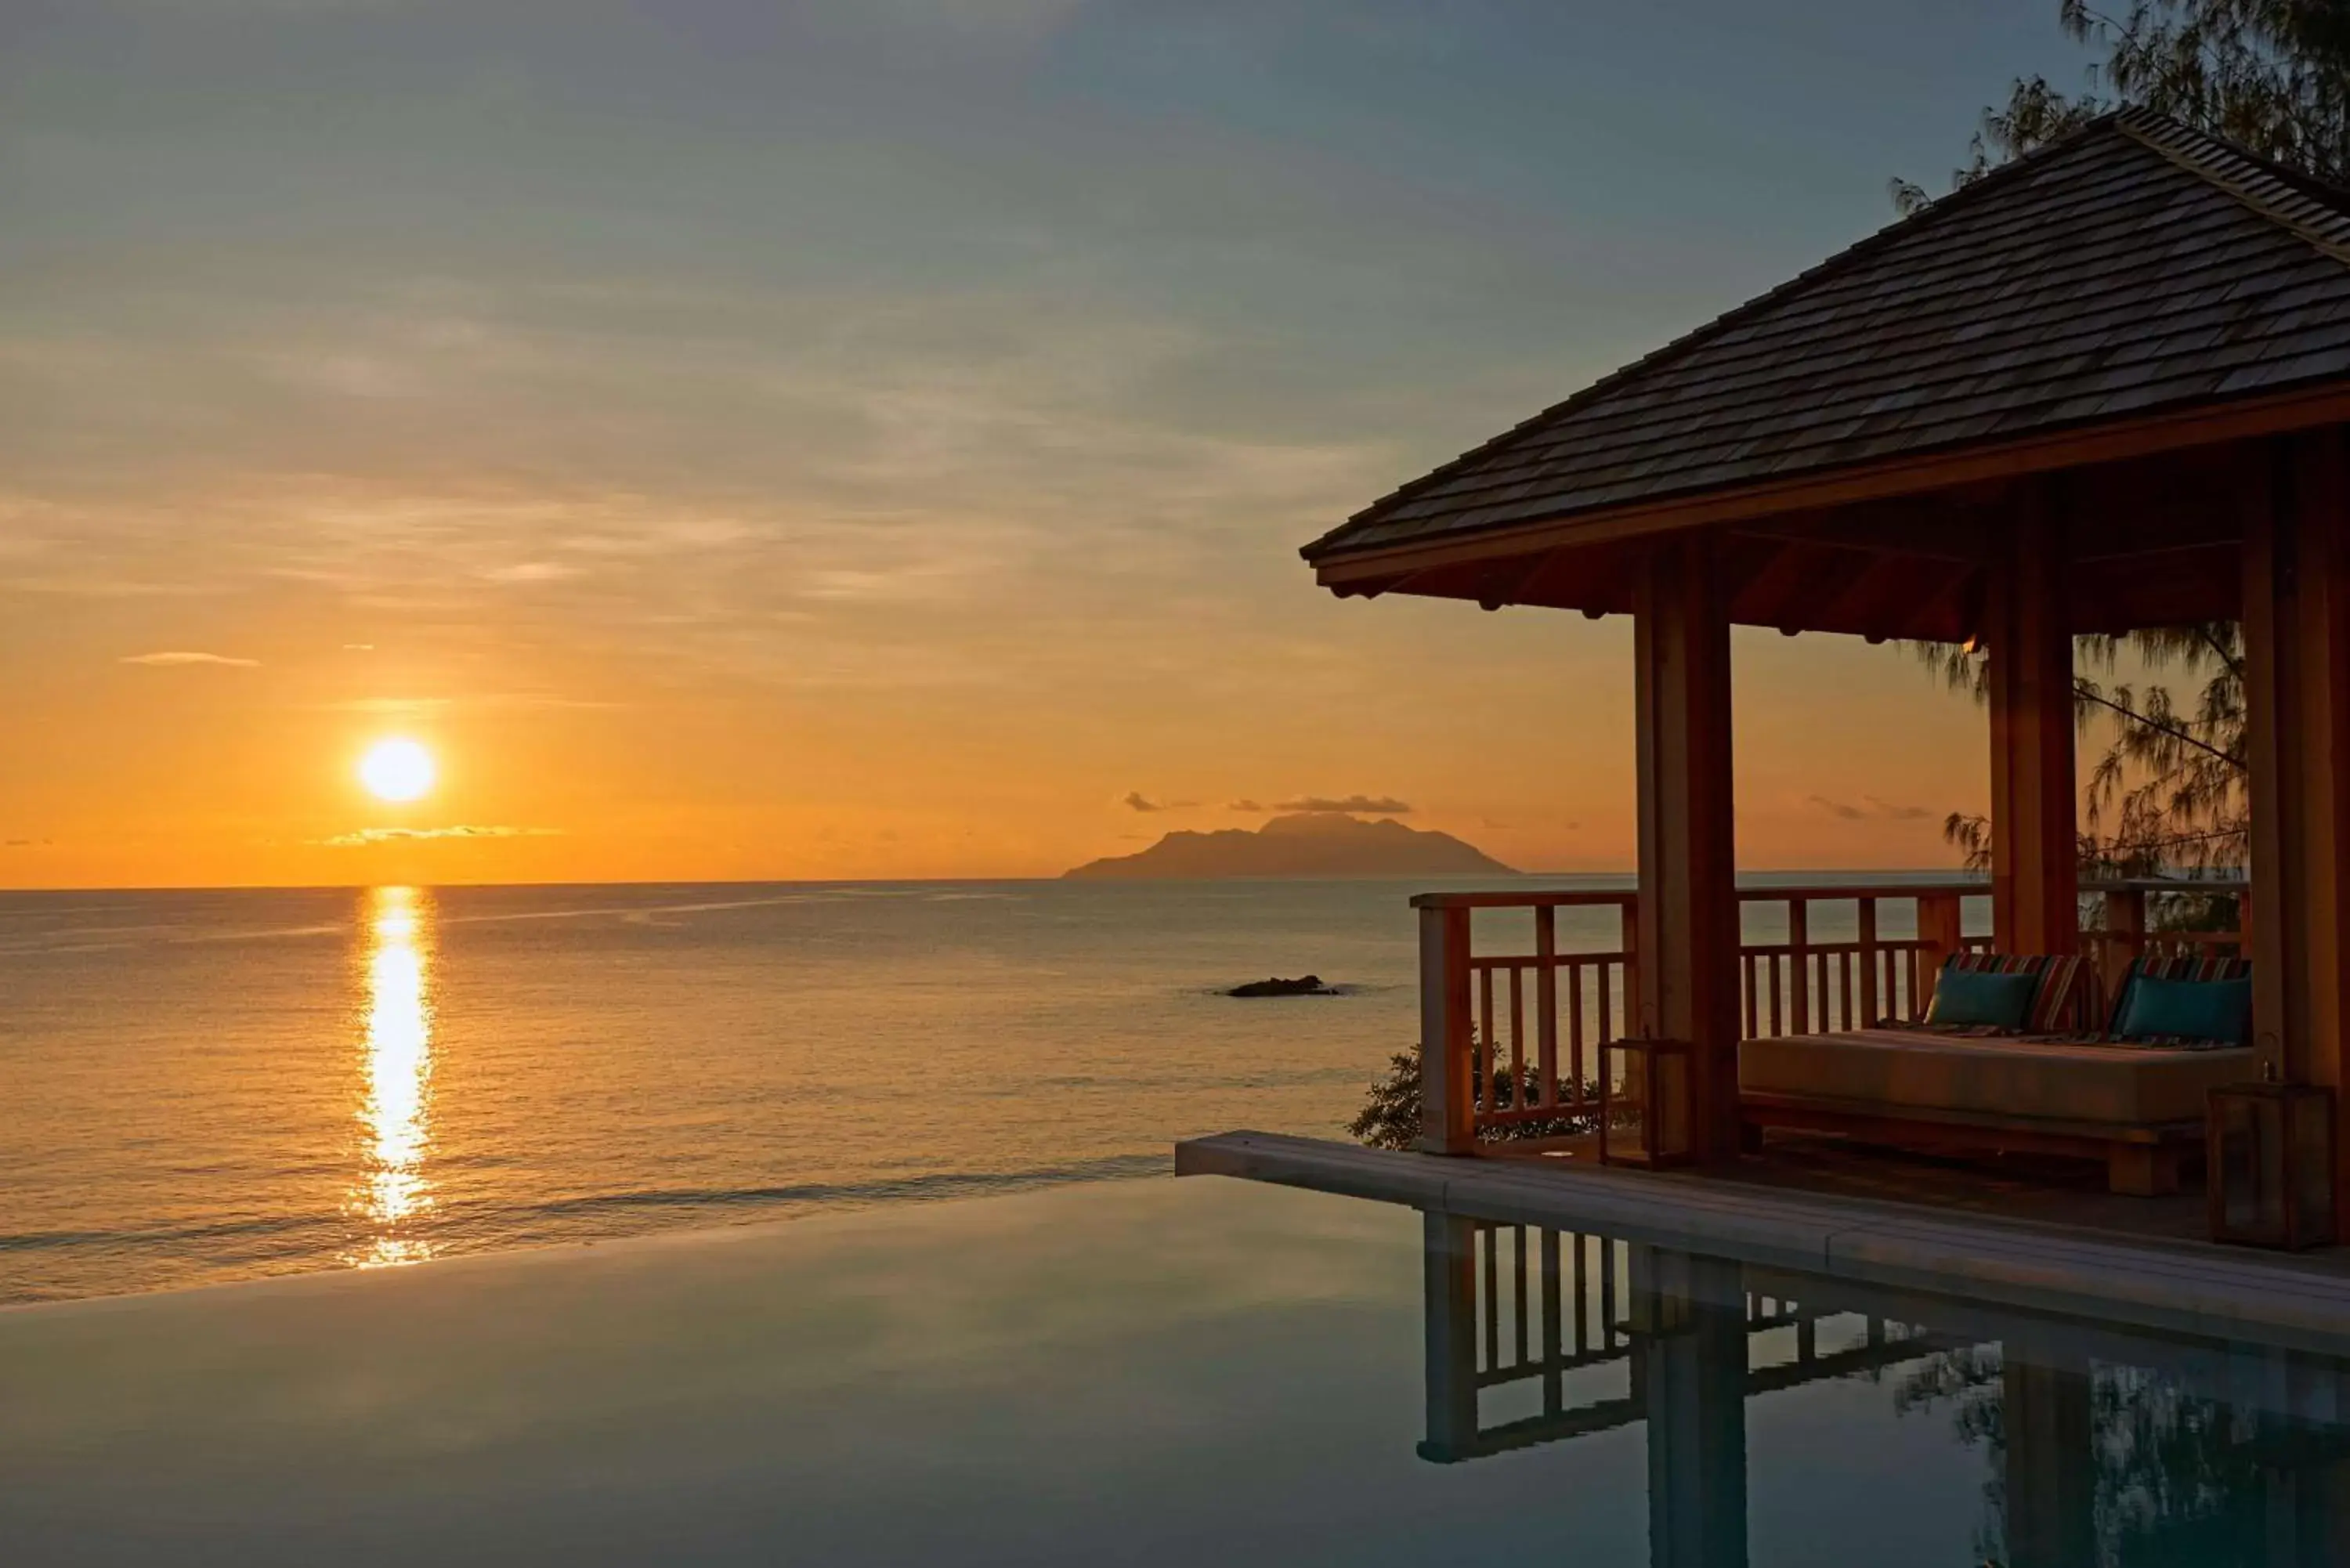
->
[0,875,1973,1304]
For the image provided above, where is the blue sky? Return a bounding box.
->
[0,2,2099,882]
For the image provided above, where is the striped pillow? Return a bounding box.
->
[1941,952,2095,1035]
[2105,953,2252,1047]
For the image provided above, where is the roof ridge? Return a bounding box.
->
[1300,113,2143,562]
[2111,107,2350,270]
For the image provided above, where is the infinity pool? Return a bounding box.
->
[2,1175,2342,1565]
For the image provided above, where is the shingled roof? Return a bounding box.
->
[1306,107,2350,568]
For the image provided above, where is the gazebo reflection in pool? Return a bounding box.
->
[1415,1201,2350,1566]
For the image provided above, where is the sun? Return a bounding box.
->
[359,739,436,803]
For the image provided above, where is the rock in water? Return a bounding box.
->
[1227,975,1332,998]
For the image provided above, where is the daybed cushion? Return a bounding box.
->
[2114,974,2252,1047]
[1922,967,2038,1030]
[1740,1028,2257,1126]
[1940,952,2097,1034]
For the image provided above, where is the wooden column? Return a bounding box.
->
[1419,903,1475,1154]
[1914,891,1965,1017]
[1632,1245,1748,1568]
[1984,492,2080,955]
[2001,1358,2095,1568]
[1419,1211,1479,1461]
[2100,886,2147,1003]
[1632,533,1743,1162]
[2243,430,2350,1203]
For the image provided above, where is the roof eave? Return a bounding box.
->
[1307,378,2350,590]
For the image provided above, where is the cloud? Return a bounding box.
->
[319,824,562,847]
[1122,792,1197,812]
[342,643,374,651]
[1253,794,1413,815]
[1808,795,1936,823]
[120,650,258,667]
[482,562,580,584]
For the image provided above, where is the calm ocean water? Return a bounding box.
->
[0,875,1977,1304]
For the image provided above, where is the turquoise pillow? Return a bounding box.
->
[2116,975,2251,1046]
[1925,967,2039,1030]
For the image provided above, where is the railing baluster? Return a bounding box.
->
[1509,964,1525,1111]
[1540,1229,1563,1416]
[1567,962,1585,1111]
[1858,898,1879,1024]
[1513,1226,1529,1367]
[1481,1224,1498,1371]
[1535,906,1558,1111]
[1478,965,1495,1115]
[1788,898,1811,1035]
[1600,1237,1618,1349]
[1573,1232,1589,1356]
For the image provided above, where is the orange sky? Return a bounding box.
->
[2,561,1996,886]
[1,1,2103,889]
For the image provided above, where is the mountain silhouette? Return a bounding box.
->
[1064,811,1516,880]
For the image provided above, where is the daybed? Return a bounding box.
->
[1738,954,2254,1195]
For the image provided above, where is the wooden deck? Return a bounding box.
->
[1176,1129,2350,1355]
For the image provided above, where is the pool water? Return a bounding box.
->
[1,1174,2341,1566]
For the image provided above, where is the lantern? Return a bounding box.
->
[1600,1035,1694,1169]
[2207,1076,2337,1251]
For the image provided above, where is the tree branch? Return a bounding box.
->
[2072,681,2238,768]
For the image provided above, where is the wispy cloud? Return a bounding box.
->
[1233,794,1413,815]
[1122,791,1196,812]
[1808,795,1936,822]
[318,824,562,847]
[120,650,258,667]
[482,562,580,584]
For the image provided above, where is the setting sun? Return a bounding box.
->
[358,739,436,804]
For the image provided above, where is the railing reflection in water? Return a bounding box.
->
[1418,1211,2350,1567]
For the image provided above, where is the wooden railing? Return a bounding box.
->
[1414,879,2246,1152]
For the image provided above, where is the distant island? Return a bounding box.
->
[1064,811,1517,880]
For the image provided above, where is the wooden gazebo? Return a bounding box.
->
[1307,110,2350,1193]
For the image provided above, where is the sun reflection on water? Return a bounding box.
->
[352,885,436,1266]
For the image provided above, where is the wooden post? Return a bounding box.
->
[1632,533,1743,1163]
[2002,1358,2095,1568]
[1419,1210,1480,1462]
[1632,1245,1748,1568]
[1984,489,2080,956]
[2102,886,2147,1005]
[1915,892,1964,1020]
[2243,429,2350,1210]
[1419,902,1475,1154]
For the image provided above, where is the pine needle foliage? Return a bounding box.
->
[1896,2,2344,885]
[1347,1034,1599,1151]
